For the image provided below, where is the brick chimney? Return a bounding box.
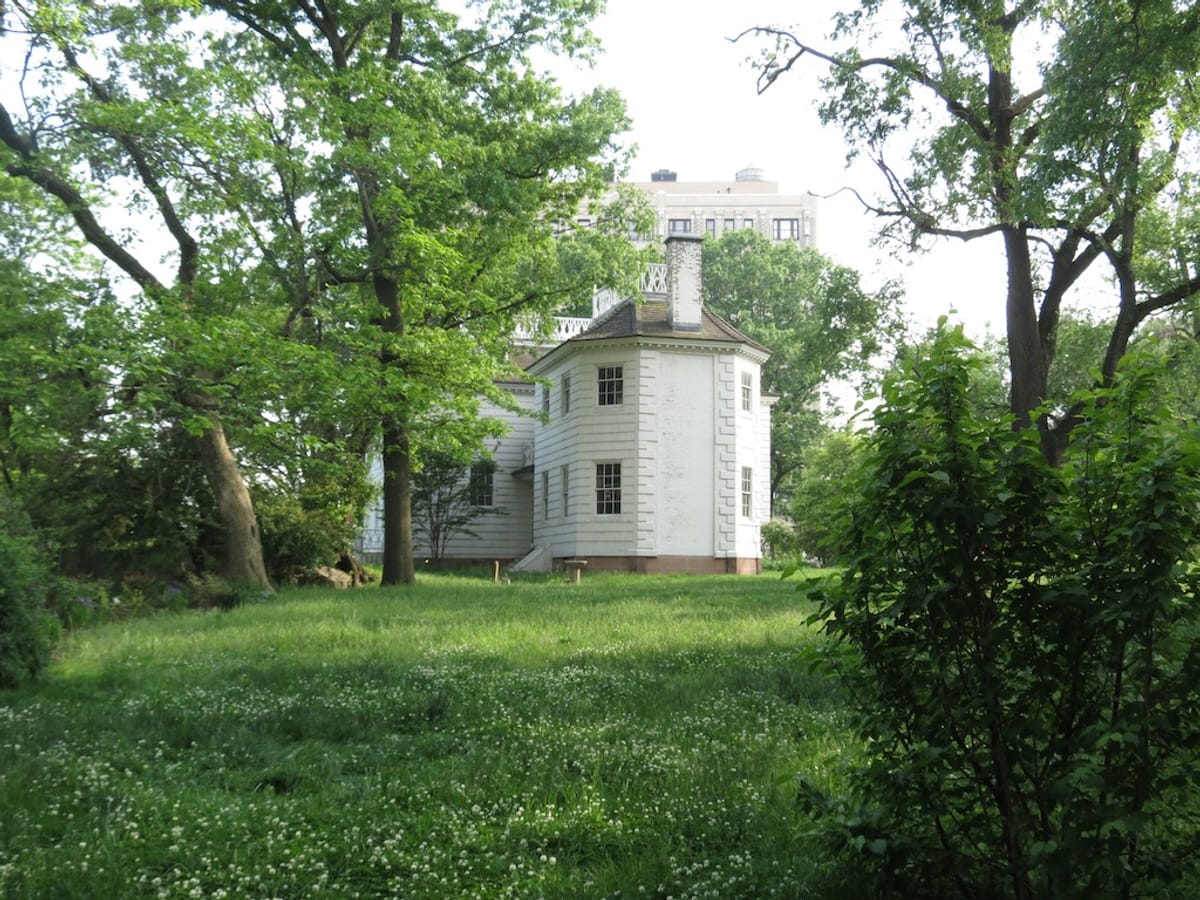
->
[665,233,703,331]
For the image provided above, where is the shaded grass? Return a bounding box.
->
[0,572,853,898]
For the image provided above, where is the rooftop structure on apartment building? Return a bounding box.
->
[621,166,817,247]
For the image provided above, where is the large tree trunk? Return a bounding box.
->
[380,417,416,585]
[195,411,271,588]
[1002,225,1050,429]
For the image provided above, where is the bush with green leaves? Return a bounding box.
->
[787,429,867,565]
[804,325,1200,899]
[0,494,52,688]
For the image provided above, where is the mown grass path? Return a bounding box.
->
[0,572,847,898]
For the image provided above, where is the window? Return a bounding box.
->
[741,372,753,412]
[561,372,571,416]
[627,220,652,242]
[560,464,570,517]
[575,217,592,228]
[723,217,735,233]
[772,218,801,240]
[596,462,622,515]
[743,217,754,230]
[741,467,753,518]
[668,218,691,235]
[705,218,716,237]
[597,365,623,406]
[470,461,495,508]
[542,470,549,518]
[541,384,550,417]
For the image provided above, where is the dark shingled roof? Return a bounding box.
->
[569,300,769,354]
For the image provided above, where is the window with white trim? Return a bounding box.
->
[741,466,753,518]
[541,470,549,518]
[596,463,622,515]
[668,218,691,235]
[741,371,753,412]
[541,384,550,417]
[597,365,623,406]
[560,464,570,517]
[561,372,571,416]
[470,461,495,508]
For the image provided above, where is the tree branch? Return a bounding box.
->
[58,43,198,291]
[1,103,167,294]
[733,26,991,142]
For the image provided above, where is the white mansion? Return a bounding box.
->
[360,170,811,573]
[358,232,776,574]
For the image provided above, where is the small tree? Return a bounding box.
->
[411,454,503,561]
[803,325,1200,899]
[0,494,50,689]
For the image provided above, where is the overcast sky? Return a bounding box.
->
[550,0,1016,338]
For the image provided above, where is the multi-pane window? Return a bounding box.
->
[743,217,754,230]
[741,466,753,518]
[705,218,716,236]
[772,218,801,240]
[560,464,570,517]
[541,384,550,417]
[470,462,495,508]
[541,470,549,518]
[561,372,571,416]
[627,220,653,242]
[597,365,623,406]
[723,218,735,233]
[668,218,691,234]
[596,463,622,515]
[741,372,753,412]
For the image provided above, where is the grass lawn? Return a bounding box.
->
[0,571,849,899]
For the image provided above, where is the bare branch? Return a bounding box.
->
[732,26,990,142]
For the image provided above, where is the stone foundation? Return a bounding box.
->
[554,556,762,575]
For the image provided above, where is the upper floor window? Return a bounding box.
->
[668,218,692,235]
[470,461,495,508]
[598,365,623,406]
[541,385,550,417]
[741,467,753,518]
[772,218,801,240]
[705,218,717,236]
[723,218,735,233]
[743,218,754,230]
[741,372,753,412]
[596,462,622,515]
[561,372,571,416]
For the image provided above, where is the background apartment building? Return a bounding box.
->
[618,166,817,248]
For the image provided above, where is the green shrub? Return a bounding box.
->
[787,429,866,565]
[760,519,799,563]
[0,495,52,688]
[804,326,1200,899]
[254,489,355,584]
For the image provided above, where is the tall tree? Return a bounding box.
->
[701,229,902,500]
[213,0,639,584]
[0,0,272,585]
[743,0,1200,461]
